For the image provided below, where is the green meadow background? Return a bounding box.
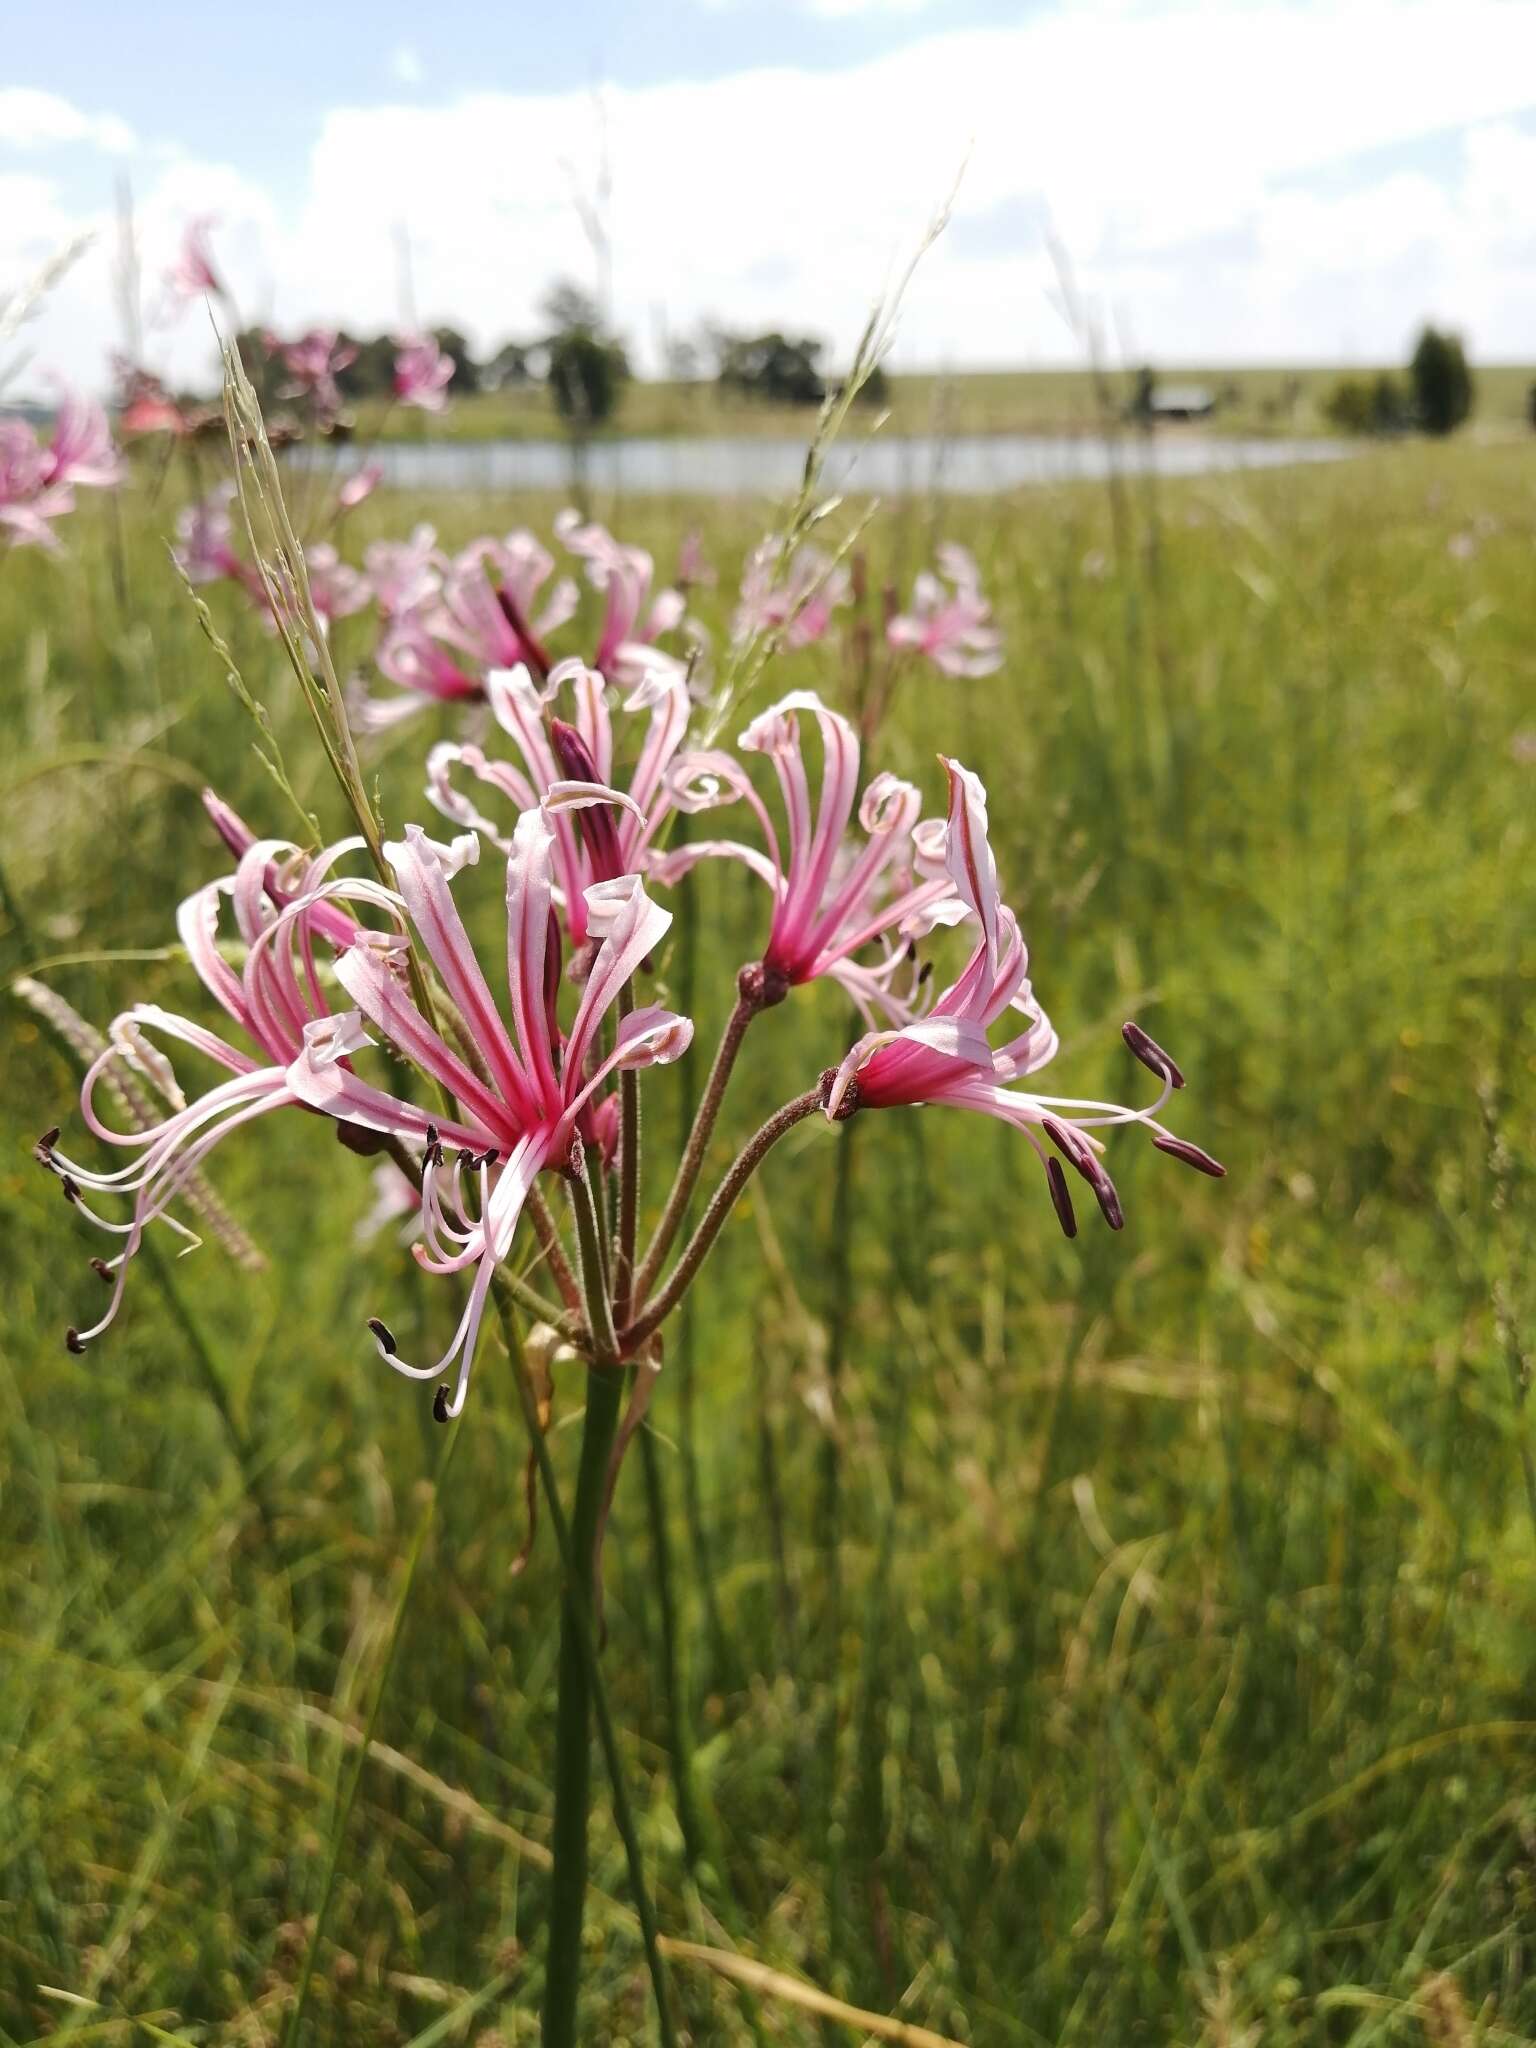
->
[2,417,1534,2043]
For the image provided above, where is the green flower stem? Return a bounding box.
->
[543,1359,625,2046]
[614,983,641,1327]
[632,987,758,1306]
[567,1153,620,1366]
[489,1282,676,2048]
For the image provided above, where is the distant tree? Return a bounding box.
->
[1528,380,1536,431]
[548,330,627,428]
[541,281,628,433]
[1322,372,1408,437]
[339,334,396,400]
[716,330,826,406]
[662,334,703,383]
[484,341,534,391]
[1128,365,1156,422]
[543,282,604,335]
[1408,326,1473,436]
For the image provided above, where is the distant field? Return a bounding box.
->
[358,361,1536,443]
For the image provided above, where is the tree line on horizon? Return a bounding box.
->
[228,280,886,433]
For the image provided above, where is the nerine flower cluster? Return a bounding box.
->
[40,506,1222,1419]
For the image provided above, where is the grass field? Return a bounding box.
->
[2,431,1535,2045]
[351,362,1536,443]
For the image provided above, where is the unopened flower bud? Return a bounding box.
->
[549,720,624,881]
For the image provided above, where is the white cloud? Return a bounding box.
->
[800,0,936,16]
[0,88,134,154]
[8,0,1536,393]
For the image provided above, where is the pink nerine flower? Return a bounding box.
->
[393,334,454,412]
[361,531,578,727]
[732,537,850,649]
[366,525,442,617]
[425,657,691,947]
[0,420,70,549]
[676,529,715,590]
[556,509,686,679]
[0,394,122,551]
[36,816,382,1352]
[304,543,371,624]
[43,392,125,493]
[172,488,250,587]
[887,543,1003,677]
[166,217,224,303]
[823,760,1224,1234]
[338,461,384,511]
[276,329,358,419]
[657,690,961,1023]
[285,808,692,1415]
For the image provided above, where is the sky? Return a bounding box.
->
[4,0,1536,395]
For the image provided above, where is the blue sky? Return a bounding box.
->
[5,0,1536,391]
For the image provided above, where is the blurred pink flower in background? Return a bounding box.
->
[276,330,358,419]
[0,393,123,551]
[556,509,686,677]
[365,525,442,616]
[304,543,371,623]
[165,218,224,305]
[393,334,455,412]
[677,529,715,590]
[733,537,850,649]
[887,543,1004,677]
[338,462,384,511]
[172,488,249,587]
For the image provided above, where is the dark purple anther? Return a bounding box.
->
[1122,1021,1186,1090]
[432,1385,452,1423]
[367,1316,398,1355]
[64,1327,85,1355]
[1045,1156,1078,1239]
[1042,1116,1093,1174]
[1088,1164,1125,1231]
[35,1126,60,1165]
[1150,1131,1226,1178]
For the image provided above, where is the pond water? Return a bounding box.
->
[309,431,1345,499]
